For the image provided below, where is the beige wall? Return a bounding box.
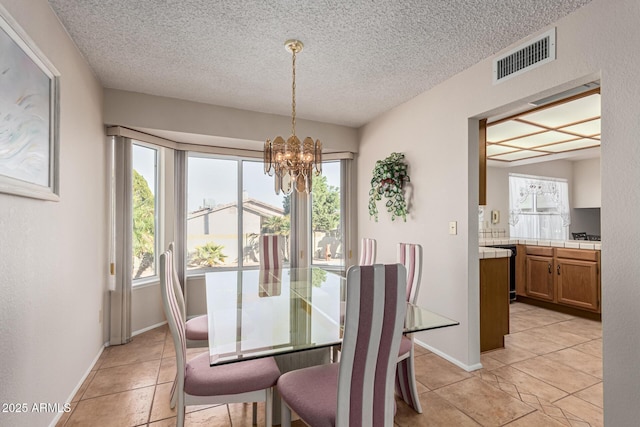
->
[358,0,640,423]
[2,0,639,424]
[573,157,601,208]
[0,1,106,426]
[104,89,359,153]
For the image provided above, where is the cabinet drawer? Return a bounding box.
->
[556,248,599,261]
[526,246,554,257]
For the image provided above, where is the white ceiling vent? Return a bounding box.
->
[493,28,556,84]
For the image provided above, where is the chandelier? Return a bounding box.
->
[264,40,322,194]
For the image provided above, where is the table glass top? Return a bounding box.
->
[205,268,458,365]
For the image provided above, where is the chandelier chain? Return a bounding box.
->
[264,39,322,195]
[291,49,296,136]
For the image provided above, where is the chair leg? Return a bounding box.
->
[265,388,273,427]
[396,350,423,413]
[252,402,258,425]
[170,375,178,409]
[405,352,423,413]
[176,395,186,427]
[280,397,291,427]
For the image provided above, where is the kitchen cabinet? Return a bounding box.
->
[517,246,601,314]
[480,257,509,352]
[526,255,555,301]
[555,248,600,312]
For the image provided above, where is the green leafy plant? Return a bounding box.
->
[368,152,410,222]
[188,242,228,267]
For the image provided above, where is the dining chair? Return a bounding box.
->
[259,268,282,297]
[168,242,208,348]
[359,237,377,265]
[395,242,424,413]
[278,264,407,427]
[167,243,209,409]
[259,234,284,269]
[160,249,281,427]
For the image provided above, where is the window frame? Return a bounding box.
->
[131,140,162,286]
[185,152,292,275]
[309,159,346,274]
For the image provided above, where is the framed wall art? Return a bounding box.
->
[0,4,60,201]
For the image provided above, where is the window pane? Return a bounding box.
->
[509,174,570,240]
[187,156,238,269]
[132,144,157,280]
[242,161,289,267]
[311,161,343,267]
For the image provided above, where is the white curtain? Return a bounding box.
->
[109,136,133,345]
[509,174,570,240]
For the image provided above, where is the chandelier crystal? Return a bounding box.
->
[264,40,322,194]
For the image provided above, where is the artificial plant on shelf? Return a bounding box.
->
[368,152,410,221]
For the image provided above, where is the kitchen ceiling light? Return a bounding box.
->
[264,40,322,195]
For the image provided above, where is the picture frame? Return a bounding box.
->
[0,4,60,201]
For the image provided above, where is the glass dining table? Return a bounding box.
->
[204,267,459,366]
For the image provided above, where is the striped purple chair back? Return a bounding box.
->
[359,238,377,266]
[259,234,284,270]
[160,250,188,393]
[168,242,186,320]
[397,243,423,304]
[259,268,282,297]
[337,264,407,427]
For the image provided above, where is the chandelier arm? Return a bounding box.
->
[291,49,296,137]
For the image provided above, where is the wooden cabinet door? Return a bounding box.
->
[556,258,600,312]
[525,255,554,301]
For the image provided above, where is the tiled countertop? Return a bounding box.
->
[479,246,512,259]
[480,238,602,251]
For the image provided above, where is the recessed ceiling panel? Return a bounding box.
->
[491,150,548,161]
[541,138,601,152]
[487,144,518,156]
[500,131,574,149]
[559,118,601,136]
[520,94,601,128]
[486,121,544,143]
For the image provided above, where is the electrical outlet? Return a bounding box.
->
[449,221,457,235]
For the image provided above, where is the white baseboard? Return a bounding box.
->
[414,338,483,372]
[132,320,167,337]
[48,345,106,427]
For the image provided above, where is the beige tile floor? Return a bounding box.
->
[57,302,602,426]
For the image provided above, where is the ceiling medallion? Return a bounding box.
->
[264,40,322,194]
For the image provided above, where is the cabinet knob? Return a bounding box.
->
[557,265,561,275]
[548,263,552,274]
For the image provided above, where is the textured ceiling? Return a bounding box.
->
[48,0,593,128]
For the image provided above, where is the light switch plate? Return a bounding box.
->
[449,221,457,235]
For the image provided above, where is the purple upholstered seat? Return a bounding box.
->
[185,315,209,341]
[278,363,340,427]
[398,335,413,357]
[184,352,280,396]
[395,243,424,413]
[278,264,407,427]
[160,249,280,427]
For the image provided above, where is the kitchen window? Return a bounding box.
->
[508,173,570,240]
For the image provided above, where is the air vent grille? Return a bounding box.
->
[493,28,556,84]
